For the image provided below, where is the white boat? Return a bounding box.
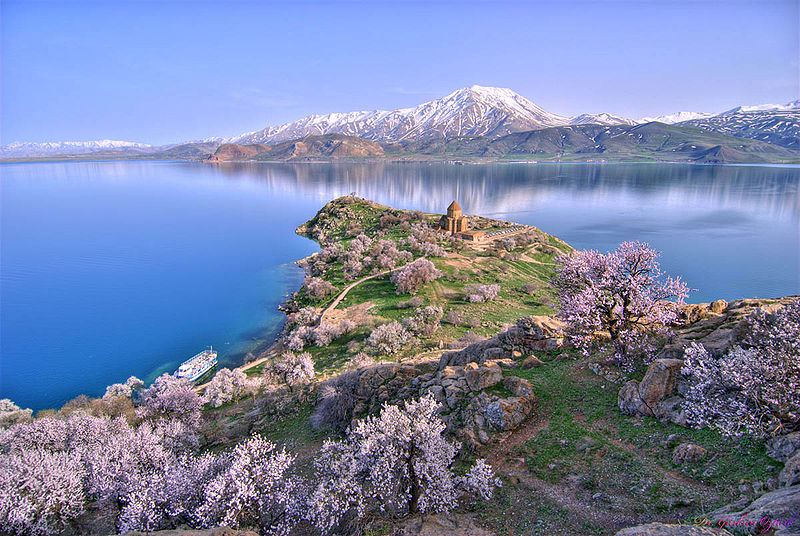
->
[175,347,217,382]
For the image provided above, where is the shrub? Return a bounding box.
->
[465,284,500,303]
[103,376,144,400]
[305,277,336,300]
[136,374,203,428]
[307,395,499,534]
[310,371,361,432]
[347,352,375,370]
[391,258,442,295]
[203,368,258,408]
[551,241,689,369]
[443,310,464,326]
[402,306,444,336]
[366,321,412,355]
[0,448,87,536]
[263,352,315,389]
[398,296,424,309]
[0,399,33,429]
[197,436,304,535]
[681,300,800,437]
[521,282,537,296]
[287,306,319,327]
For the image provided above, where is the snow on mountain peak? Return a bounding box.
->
[231,86,570,145]
[1,139,151,157]
[637,111,716,124]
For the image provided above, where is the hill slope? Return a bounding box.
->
[679,110,800,150]
[208,134,384,161]
[404,122,799,163]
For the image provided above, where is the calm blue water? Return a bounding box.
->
[1,161,798,410]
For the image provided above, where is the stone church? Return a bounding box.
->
[439,200,485,241]
[439,200,468,234]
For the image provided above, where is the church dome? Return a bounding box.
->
[447,200,462,217]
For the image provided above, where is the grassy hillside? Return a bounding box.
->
[399,122,799,163]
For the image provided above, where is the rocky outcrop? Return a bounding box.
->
[709,485,800,535]
[439,316,564,369]
[318,318,563,448]
[339,353,535,448]
[208,134,384,162]
[662,296,798,359]
[615,523,733,536]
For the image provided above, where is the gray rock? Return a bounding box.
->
[464,361,503,391]
[638,358,685,415]
[618,380,644,416]
[710,485,800,535]
[767,432,800,462]
[392,514,496,536]
[614,523,733,535]
[502,376,535,399]
[485,396,533,431]
[672,443,708,465]
[655,396,687,426]
[779,451,800,488]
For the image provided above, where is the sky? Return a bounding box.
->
[1,0,798,145]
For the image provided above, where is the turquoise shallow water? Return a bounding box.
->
[1,161,798,410]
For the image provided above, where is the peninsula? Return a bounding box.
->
[1,196,797,536]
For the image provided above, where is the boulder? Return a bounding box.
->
[615,523,733,536]
[121,529,260,536]
[392,513,496,536]
[502,376,535,400]
[682,304,709,323]
[618,380,645,416]
[654,396,687,426]
[709,485,800,535]
[465,362,503,392]
[779,451,800,488]
[637,359,684,415]
[522,355,544,368]
[485,397,533,431]
[710,299,728,314]
[672,443,708,465]
[767,432,800,462]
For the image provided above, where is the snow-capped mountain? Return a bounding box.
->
[679,107,800,150]
[720,100,799,115]
[231,86,571,144]
[0,140,151,158]
[569,113,637,126]
[637,111,716,124]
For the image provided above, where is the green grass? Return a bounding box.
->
[504,356,779,514]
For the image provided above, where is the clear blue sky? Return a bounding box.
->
[1,0,797,145]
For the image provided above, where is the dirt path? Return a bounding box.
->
[318,260,418,323]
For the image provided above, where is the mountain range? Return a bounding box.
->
[2,86,797,161]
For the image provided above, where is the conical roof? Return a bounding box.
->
[447,200,462,212]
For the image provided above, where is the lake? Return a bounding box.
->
[1,161,798,410]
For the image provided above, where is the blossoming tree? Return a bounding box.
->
[551,241,689,367]
[307,395,500,534]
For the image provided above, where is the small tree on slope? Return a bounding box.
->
[307,394,500,534]
[551,241,689,369]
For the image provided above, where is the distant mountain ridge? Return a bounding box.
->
[2,87,797,160]
[1,140,151,158]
